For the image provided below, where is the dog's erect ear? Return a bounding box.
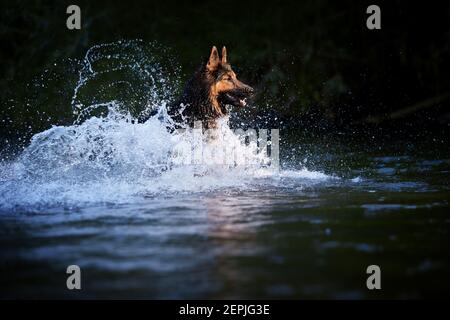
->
[207,46,220,71]
[221,46,227,64]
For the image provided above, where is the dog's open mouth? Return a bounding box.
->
[226,93,247,107]
[219,90,252,109]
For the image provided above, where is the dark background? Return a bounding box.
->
[1,0,449,156]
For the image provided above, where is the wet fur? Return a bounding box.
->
[140,46,253,130]
[168,66,225,129]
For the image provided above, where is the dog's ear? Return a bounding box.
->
[221,46,227,64]
[207,46,220,71]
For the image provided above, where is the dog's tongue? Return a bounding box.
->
[239,98,247,107]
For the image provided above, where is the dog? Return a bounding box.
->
[140,46,254,130]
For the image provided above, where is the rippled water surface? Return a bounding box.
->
[1,131,449,299]
[1,41,449,299]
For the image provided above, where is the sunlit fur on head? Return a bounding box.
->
[169,46,254,129]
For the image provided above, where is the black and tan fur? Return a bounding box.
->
[143,46,254,129]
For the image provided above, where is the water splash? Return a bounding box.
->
[71,40,180,122]
[0,41,334,211]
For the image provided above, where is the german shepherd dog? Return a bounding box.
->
[141,46,254,130]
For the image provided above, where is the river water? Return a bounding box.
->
[0,41,449,299]
[0,115,449,299]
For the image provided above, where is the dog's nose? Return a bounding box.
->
[245,86,254,95]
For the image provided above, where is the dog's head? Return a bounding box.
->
[205,46,254,112]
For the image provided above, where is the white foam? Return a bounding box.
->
[0,109,335,210]
[0,41,335,211]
